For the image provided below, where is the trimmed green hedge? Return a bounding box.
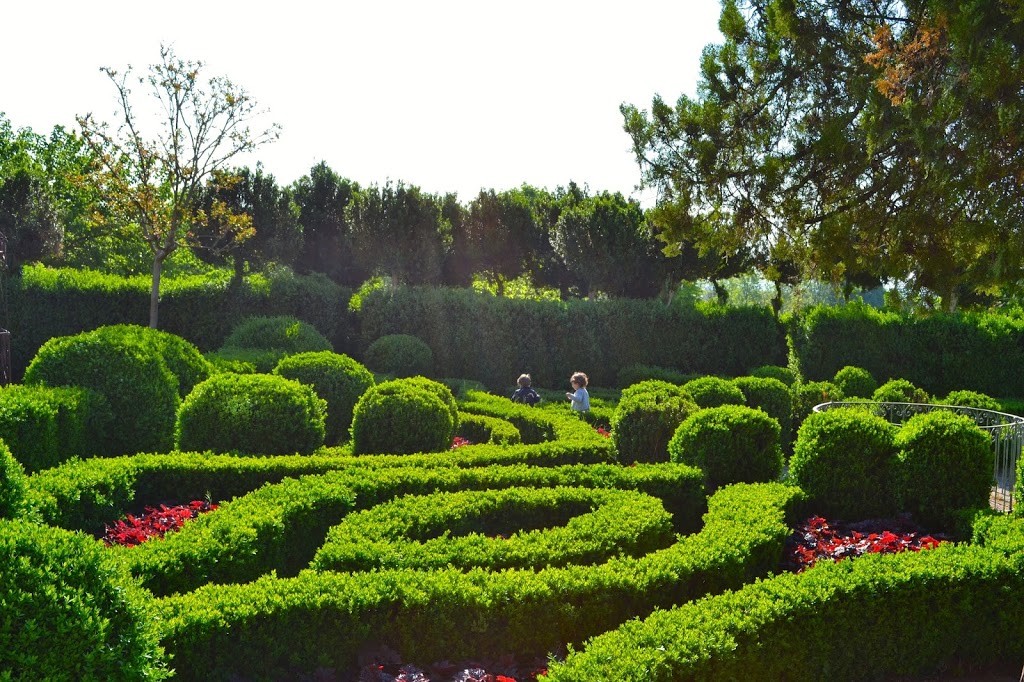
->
[0,440,29,519]
[274,351,374,444]
[350,380,455,455]
[456,411,522,445]
[0,385,111,472]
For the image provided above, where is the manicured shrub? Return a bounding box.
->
[896,410,992,528]
[92,324,212,398]
[274,352,375,444]
[669,405,783,492]
[387,376,459,433]
[0,519,168,680]
[363,334,434,378]
[832,365,878,399]
[791,380,844,438]
[0,386,112,472]
[611,389,699,465]
[456,412,522,445]
[732,376,793,449]
[616,364,695,389]
[24,330,180,455]
[222,315,332,354]
[682,376,745,408]
[750,364,798,386]
[176,373,327,456]
[619,379,690,403]
[350,379,454,455]
[873,378,930,403]
[204,347,284,374]
[940,390,1002,412]
[789,408,899,518]
[0,440,28,519]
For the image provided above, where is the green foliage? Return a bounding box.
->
[896,411,993,528]
[350,380,454,455]
[0,519,168,680]
[363,334,434,378]
[611,388,699,465]
[616,364,696,388]
[873,378,930,404]
[790,408,899,519]
[732,376,793,451]
[23,329,179,455]
[204,346,284,374]
[750,364,798,386]
[311,486,674,572]
[791,381,844,439]
[682,375,745,408]
[668,405,783,492]
[618,379,690,402]
[91,324,212,397]
[0,385,111,472]
[274,351,374,444]
[832,365,878,399]
[455,412,522,446]
[0,440,28,519]
[222,315,332,355]
[940,390,1002,412]
[175,373,327,456]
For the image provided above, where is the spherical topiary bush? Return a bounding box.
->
[940,390,1002,412]
[668,405,783,492]
[832,365,878,399]
[388,376,459,433]
[732,376,793,448]
[93,325,212,398]
[0,519,168,680]
[611,389,700,465]
[222,316,333,354]
[682,376,746,409]
[176,373,327,455]
[616,364,694,389]
[363,334,434,378]
[750,365,798,387]
[24,331,180,456]
[895,410,992,528]
[789,408,899,519]
[873,378,930,404]
[619,379,690,403]
[274,351,375,445]
[791,381,844,439]
[0,440,28,519]
[350,379,455,455]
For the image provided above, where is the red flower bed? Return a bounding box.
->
[451,436,474,449]
[594,426,611,438]
[359,660,547,682]
[782,515,947,573]
[102,500,219,547]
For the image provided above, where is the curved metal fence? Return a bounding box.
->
[812,401,1024,513]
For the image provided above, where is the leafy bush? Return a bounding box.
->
[274,352,375,444]
[791,380,844,438]
[611,389,700,465]
[222,315,332,354]
[832,365,878,399]
[873,378,930,403]
[732,376,793,450]
[750,364,798,386]
[0,386,112,472]
[23,330,180,455]
[0,440,28,519]
[176,373,327,456]
[389,376,459,433]
[92,324,212,397]
[0,519,168,680]
[350,379,455,455]
[616,364,696,388]
[363,334,434,378]
[619,379,690,403]
[896,411,992,528]
[940,390,1002,412]
[204,347,285,374]
[789,408,899,518]
[669,405,783,492]
[682,376,745,408]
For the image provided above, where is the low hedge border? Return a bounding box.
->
[456,411,522,446]
[152,482,803,680]
[544,534,1024,681]
[459,390,603,444]
[311,486,674,572]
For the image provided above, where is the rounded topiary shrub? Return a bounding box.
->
[176,373,327,455]
[222,316,333,354]
[611,389,700,465]
[0,440,28,519]
[350,379,455,455]
[940,390,1002,412]
[789,408,899,519]
[389,376,459,433]
[668,404,783,492]
[750,365,798,386]
[93,325,212,398]
[873,378,930,404]
[616,364,695,389]
[682,376,745,409]
[895,410,992,528]
[832,365,878,399]
[0,519,167,680]
[732,376,793,448]
[274,351,375,445]
[791,380,844,438]
[24,330,180,456]
[619,379,690,403]
[363,334,434,378]
[204,347,285,374]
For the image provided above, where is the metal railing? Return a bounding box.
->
[812,401,1024,513]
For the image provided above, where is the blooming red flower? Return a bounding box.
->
[103,500,218,547]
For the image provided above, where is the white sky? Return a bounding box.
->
[1,1,722,204]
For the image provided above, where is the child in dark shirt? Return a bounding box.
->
[511,373,541,406]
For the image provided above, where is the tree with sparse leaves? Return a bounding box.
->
[77,45,280,327]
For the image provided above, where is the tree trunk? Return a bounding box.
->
[771,281,784,318]
[149,252,165,329]
[946,287,959,313]
[712,279,728,305]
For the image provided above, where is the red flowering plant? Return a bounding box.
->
[451,436,474,449]
[594,426,611,438]
[781,515,947,573]
[102,500,218,547]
